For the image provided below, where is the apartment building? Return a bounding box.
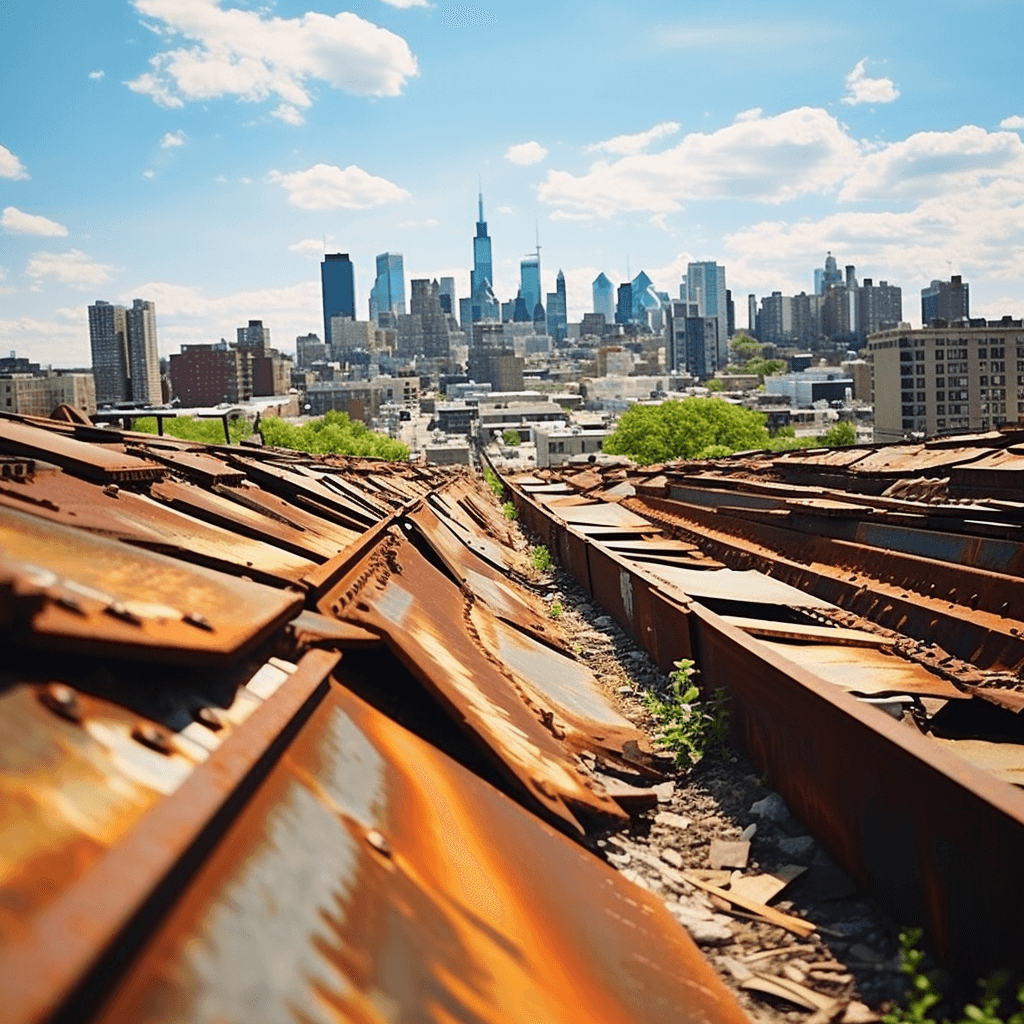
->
[868,320,1024,442]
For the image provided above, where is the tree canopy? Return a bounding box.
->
[603,398,771,464]
[133,415,252,444]
[603,398,858,465]
[260,410,409,460]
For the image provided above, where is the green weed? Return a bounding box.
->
[501,500,518,520]
[549,601,562,619]
[483,466,504,499]
[883,929,1024,1024]
[644,659,728,768]
[530,545,553,572]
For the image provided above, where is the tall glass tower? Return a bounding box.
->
[520,254,541,318]
[369,252,405,323]
[470,193,498,321]
[592,273,615,321]
[321,253,355,347]
[686,262,729,366]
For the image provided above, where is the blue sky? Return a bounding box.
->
[2,0,1023,366]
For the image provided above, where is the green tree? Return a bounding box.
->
[819,420,856,446]
[259,410,409,460]
[603,398,770,465]
[502,429,522,446]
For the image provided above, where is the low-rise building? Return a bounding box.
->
[533,423,612,468]
[1,371,97,417]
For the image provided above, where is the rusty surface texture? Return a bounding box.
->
[91,683,748,1024]
[507,437,1024,978]
[316,530,635,831]
[1,416,730,1023]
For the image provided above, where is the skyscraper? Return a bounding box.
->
[321,253,355,347]
[125,299,161,405]
[686,262,729,366]
[89,298,161,406]
[88,300,129,406]
[593,273,614,321]
[546,270,567,343]
[438,277,456,316]
[469,192,499,322]
[520,253,541,318]
[369,252,406,324]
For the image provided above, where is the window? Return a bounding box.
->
[936,391,945,401]
[936,404,946,415]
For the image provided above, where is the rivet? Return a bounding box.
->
[132,722,173,754]
[105,602,142,625]
[183,611,213,631]
[39,683,82,723]
[55,594,86,615]
[365,829,392,858]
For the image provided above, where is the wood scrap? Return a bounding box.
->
[728,865,806,904]
[740,973,835,1011]
[683,872,816,937]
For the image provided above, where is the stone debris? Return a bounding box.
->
[709,838,751,870]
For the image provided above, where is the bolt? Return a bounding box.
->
[365,829,392,858]
[105,602,142,625]
[183,611,213,631]
[132,722,173,755]
[39,683,82,723]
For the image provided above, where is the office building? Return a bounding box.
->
[170,341,253,407]
[438,277,456,316]
[88,300,130,405]
[520,253,541,320]
[922,275,970,326]
[666,300,717,379]
[686,262,729,366]
[615,283,633,326]
[237,320,270,352]
[321,253,355,348]
[295,334,327,368]
[469,193,499,323]
[867,319,1024,442]
[593,273,615,321]
[398,279,451,360]
[125,299,161,405]
[369,253,406,324]
[1,367,96,417]
[546,270,567,343]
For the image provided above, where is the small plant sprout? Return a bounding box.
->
[501,500,518,520]
[549,601,562,619]
[530,545,553,572]
[483,466,505,499]
[644,659,729,768]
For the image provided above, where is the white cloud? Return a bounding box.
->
[26,250,117,287]
[842,58,899,106]
[143,168,156,178]
[840,124,1024,201]
[396,217,440,228]
[269,162,409,210]
[497,205,514,215]
[587,121,681,156]
[89,70,105,80]
[382,0,429,6]
[0,145,29,180]
[127,0,418,112]
[288,237,327,257]
[160,129,186,148]
[1001,115,1024,130]
[505,141,548,166]
[271,103,305,126]
[539,107,860,218]
[2,207,69,237]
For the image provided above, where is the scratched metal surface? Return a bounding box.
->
[92,684,750,1024]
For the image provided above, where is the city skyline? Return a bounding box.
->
[3,0,1024,366]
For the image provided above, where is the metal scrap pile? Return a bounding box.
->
[0,411,754,1024]
[508,431,1024,980]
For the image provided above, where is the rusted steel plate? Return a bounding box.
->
[469,607,657,773]
[645,564,834,610]
[0,418,165,483]
[847,445,987,477]
[932,737,1024,786]
[424,491,510,571]
[91,683,751,1024]
[757,641,968,699]
[150,480,342,562]
[1,649,340,1024]
[0,504,302,665]
[318,531,628,832]
[228,456,383,529]
[549,503,657,530]
[123,445,246,486]
[720,615,896,648]
[0,473,316,588]
[690,604,1024,978]
[211,481,361,552]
